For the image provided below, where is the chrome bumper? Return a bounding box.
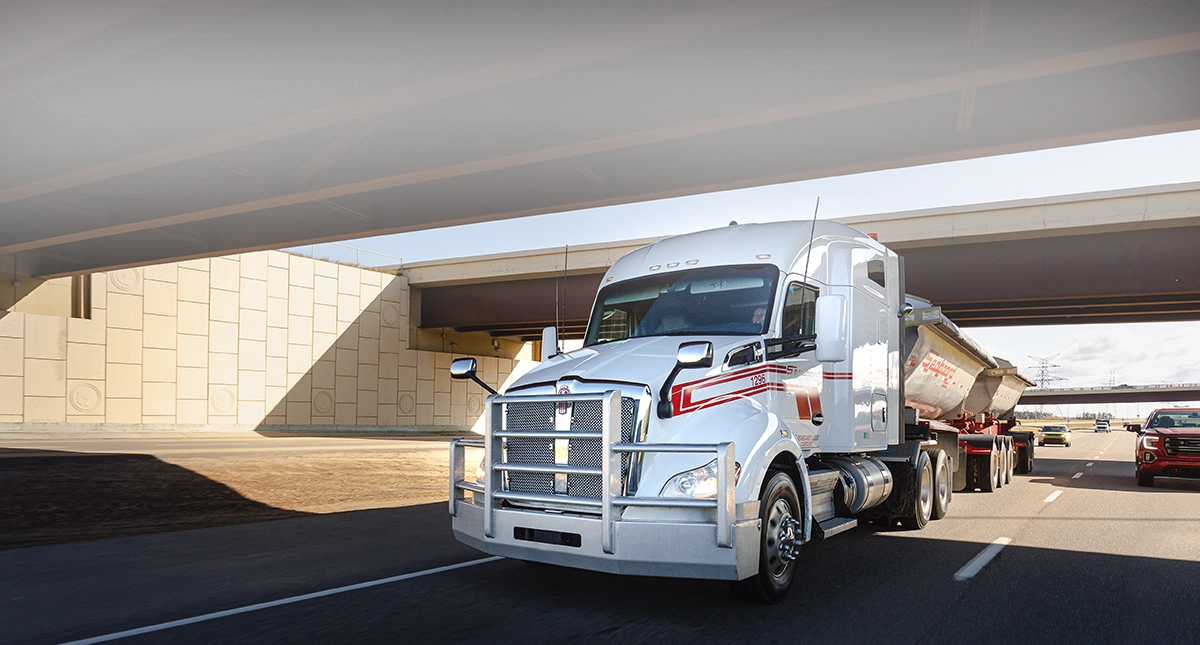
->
[448,390,760,580]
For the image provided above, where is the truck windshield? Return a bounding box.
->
[1148,411,1200,429]
[584,265,779,346]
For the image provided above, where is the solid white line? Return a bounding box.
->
[954,537,1012,581]
[1044,490,1063,503]
[59,556,504,645]
[1072,472,1084,479]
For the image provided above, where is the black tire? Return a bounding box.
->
[1136,470,1155,487]
[1003,440,1013,485]
[900,451,933,530]
[930,449,951,520]
[733,471,801,604]
[1015,445,1032,474]
[978,452,997,492]
[993,447,1004,489]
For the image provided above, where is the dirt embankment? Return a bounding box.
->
[0,438,458,549]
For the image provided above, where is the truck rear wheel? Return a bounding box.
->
[901,450,933,529]
[733,471,800,604]
[1014,445,1029,474]
[998,436,1008,481]
[1136,470,1155,487]
[930,450,951,520]
[977,453,997,492]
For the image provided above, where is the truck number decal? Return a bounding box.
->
[670,364,789,415]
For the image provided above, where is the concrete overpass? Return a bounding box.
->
[3,0,1200,280]
[1020,383,1200,405]
[399,181,1200,338]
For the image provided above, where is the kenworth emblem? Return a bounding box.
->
[556,386,571,414]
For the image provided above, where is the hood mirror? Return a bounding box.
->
[676,341,713,368]
[1126,423,1142,433]
[658,342,713,419]
[450,357,497,395]
[450,357,477,378]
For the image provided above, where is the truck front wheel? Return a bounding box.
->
[733,471,800,604]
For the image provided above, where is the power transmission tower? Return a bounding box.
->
[1029,354,1067,389]
[1028,354,1067,418]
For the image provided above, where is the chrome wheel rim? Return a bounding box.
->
[937,461,950,510]
[765,498,797,579]
[919,461,933,519]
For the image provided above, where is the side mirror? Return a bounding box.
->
[676,341,713,368]
[541,326,558,362]
[1127,423,1142,433]
[450,357,477,379]
[657,341,713,419]
[814,294,848,363]
[449,357,497,395]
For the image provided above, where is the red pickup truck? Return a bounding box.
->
[1134,408,1200,487]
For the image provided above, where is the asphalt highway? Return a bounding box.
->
[4,430,1198,645]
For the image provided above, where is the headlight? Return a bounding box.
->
[660,459,740,498]
[1141,434,1159,450]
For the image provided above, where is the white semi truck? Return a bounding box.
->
[448,221,1032,603]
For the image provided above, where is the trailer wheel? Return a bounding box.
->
[901,451,933,530]
[733,471,800,604]
[1003,439,1013,485]
[978,452,997,492]
[1023,445,1034,474]
[994,448,1004,489]
[930,450,951,520]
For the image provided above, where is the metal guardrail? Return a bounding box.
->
[449,390,736,553]
[1025,383,1200,393]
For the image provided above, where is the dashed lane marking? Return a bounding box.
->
[1072,472,1084,479]
[59,556,505,645]
[954,537,1012,581]
[1086,462,1094,467]
[1044,491,1063,503]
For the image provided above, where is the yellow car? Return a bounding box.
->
[1038,425,1072,447]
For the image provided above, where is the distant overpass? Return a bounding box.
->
[400,181,1200,338]
[3,1,1200,279]
[1020,383,1200,405]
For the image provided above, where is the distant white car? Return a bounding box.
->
[1095,419,1110,432]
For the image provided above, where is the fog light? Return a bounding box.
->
[1143,452,1156,463]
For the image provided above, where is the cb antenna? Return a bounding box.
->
[560,244,568,353]
[801,193,820,284]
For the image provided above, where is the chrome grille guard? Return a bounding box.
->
[450,390,736,552]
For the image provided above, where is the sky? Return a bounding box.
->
[291,129,1200,417]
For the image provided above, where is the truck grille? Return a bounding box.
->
[1163,437,1200,457]
[497,397,639,502]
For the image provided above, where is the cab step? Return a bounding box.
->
[812,516,857,540]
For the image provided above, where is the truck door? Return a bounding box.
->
[854,251,890,451]
[776,280,823,451]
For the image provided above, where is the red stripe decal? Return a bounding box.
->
[669,363,814,416]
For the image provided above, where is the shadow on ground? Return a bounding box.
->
[138,523,1200,645]
[0,448,309,549]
